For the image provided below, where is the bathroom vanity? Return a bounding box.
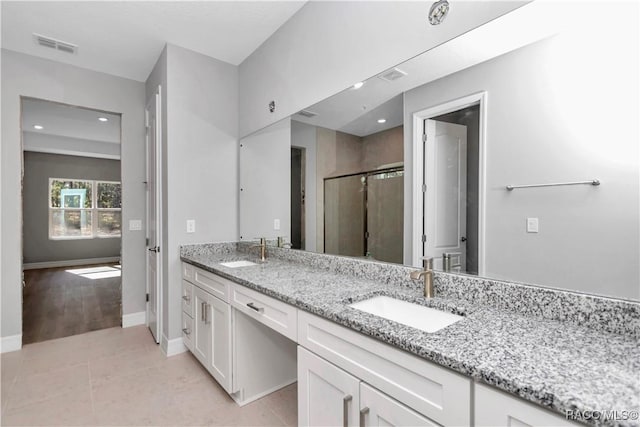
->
[180,242,639,427]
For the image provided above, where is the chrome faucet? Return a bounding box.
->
[251,237,267,262]
[410,257,434,298]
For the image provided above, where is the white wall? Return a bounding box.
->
[239,119,291,242]
[403,14,639,299]
[238,1,527,137]
[1,49,146,342]
[23,132,120,160]
[146,44,239,344]
[291,120,317,252]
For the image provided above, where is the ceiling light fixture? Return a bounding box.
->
[377,119,387,124]
[353,82,364,90]
[98,117,109,122]
[33,125,43,130]
[428,0,450,26]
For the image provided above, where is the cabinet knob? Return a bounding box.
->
[182,328,191,336]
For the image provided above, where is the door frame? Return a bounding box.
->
[19,96,125,341]
[411,91,487,274]
[145,85,163,343]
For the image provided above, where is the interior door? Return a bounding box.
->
[145,86,162,343]
[423,120,467,271]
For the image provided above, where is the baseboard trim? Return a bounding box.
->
[232,379,297,407]
[1,334,22,353]
[23,257,120,270]
[161,335,187,357]
[122,311,146,328]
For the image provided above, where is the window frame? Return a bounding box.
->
[48,177,122,240]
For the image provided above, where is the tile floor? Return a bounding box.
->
[1,326,297,426]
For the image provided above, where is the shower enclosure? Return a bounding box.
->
[324,167,403,264]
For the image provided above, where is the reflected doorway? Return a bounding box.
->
[291,147,306,250]
[422,103,481,274]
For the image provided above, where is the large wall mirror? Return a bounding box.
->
[240,2,639,301]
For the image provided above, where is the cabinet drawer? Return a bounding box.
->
[298,311,471,426]
[182,262,194,281]
[182,280,194,317]
[475,383,580,427]
[193,268,231,302]
[182,313,193,351]
[231,285,297,341]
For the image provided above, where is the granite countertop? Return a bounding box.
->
[181,246,640,426]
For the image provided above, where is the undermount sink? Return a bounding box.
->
[220,260,258,268]
[349,296,463,333]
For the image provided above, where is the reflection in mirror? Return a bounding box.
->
[241,2,639,300]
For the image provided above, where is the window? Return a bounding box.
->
[49,178,121,239]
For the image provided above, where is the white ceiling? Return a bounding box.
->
[22,98,121,143]
[292,1,576,137]
[1,1,306,82]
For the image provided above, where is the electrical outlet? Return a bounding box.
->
[526,217,539,233]
[129,220,142,231]
[187,219,196,233]
[273,219,281,230]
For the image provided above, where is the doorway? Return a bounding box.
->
[291,146,305,250]
[20,97,123,344]
[412,93,486,275]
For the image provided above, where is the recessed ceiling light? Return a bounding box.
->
[33,125,44,130]
[353,82,364,90]
[98,117,108,122]
[377,119,387,124]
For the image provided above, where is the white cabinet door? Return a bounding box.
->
[475,383,580,427]
[207,293,232,393]
[192,286,211,366]
[298,346,360,427]
[360,383,438,427]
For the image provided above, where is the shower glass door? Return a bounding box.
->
[324,168,403,263]
[367,170,404,264]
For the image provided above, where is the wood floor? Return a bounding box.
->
[22,264,121,344]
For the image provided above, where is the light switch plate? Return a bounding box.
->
[129,219,142,231]
[527,217,539,233]
[187,219,196,233]
[274,219,281,230]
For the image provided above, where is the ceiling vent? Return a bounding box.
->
[297,110,318,118]
[33,33,78,54]
[378,67,407,83]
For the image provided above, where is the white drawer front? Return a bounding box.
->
[231,285,297,341]
[475,383,580,427]
[182,313,193,351]
[298,311,471,426]
[194,268,231,302]
[182,262,194,281]
[182,280,194,317]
